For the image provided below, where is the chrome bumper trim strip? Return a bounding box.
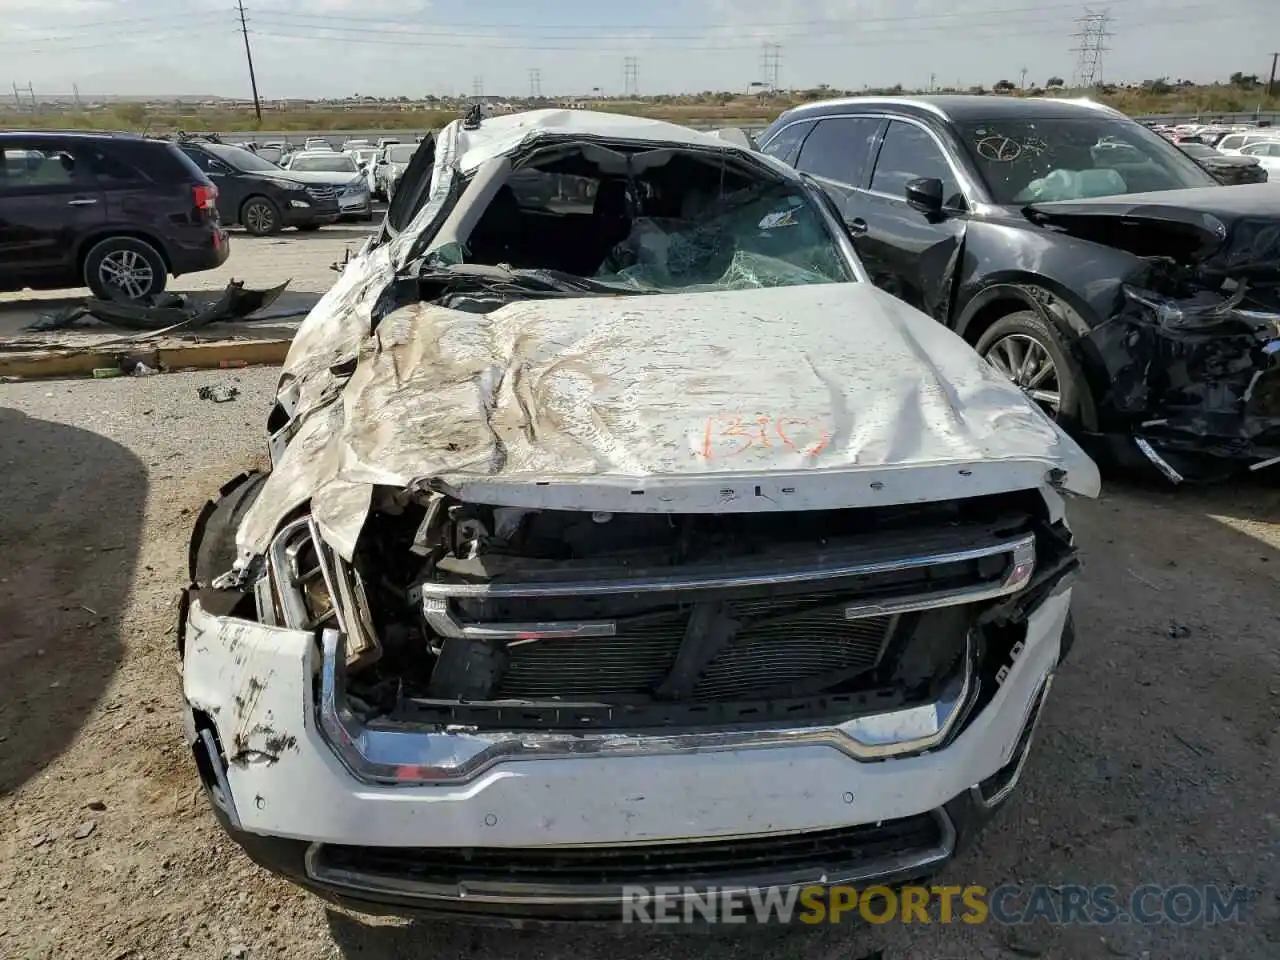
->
[316,630,974,787]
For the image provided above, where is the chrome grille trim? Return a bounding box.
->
[316,628,973,786]
[411,533,1036,600]
[415,533,1036,645]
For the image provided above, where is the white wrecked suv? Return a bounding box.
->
[180,109,1100,922]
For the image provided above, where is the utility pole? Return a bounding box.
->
[1071,7,1113,89]
[12,83,20,108]
[1269,52,1278,98]
[759,43,781,93]
[236,0,263,122]
[623,57,639,97]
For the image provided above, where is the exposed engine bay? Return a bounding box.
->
[211,487,1079,734]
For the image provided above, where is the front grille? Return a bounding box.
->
[501,617,684,698]
[312,812,945,888]
[305,185,336,201]
[494,598,893,701]
[423,526,1035,709]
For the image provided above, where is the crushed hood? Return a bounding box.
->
[1026,184,1280,274]
[239,282,1098,561]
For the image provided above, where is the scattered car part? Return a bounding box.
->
[197,384,239,403]
[83,279,292,334]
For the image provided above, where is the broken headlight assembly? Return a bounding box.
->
[261,516,382,667]
[1122,281,1280,335]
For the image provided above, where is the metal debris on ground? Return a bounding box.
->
[197,384,240,403]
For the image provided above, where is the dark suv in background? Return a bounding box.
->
[0,130,228,301]
[177,138,341,235]
[758,96,1280,478]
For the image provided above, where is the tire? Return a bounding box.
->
[189,471,270,588]
[83,236,167,302]
[975,310,1083,425]
[240,196,283,236]
[295,223,322,233]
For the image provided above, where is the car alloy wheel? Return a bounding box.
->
[97,248,156,300]
[244,201,276,235]
[984,333,1062,416]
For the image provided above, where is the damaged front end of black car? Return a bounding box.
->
[1023,187,1280,481]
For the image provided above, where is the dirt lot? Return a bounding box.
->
[1,233,1278,959]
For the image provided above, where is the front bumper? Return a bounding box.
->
[337,190,373,220]
[180,581,1070,919]
[280,200,340,228]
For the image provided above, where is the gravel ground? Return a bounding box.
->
[1,366,1278,960]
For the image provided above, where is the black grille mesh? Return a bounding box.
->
[494,597,892,702]
[316,812,944,887]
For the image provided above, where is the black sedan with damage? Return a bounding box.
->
[759,95,1280,480]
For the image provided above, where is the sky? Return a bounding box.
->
[0,0,1276,99]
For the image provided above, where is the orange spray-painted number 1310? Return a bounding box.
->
[700,415,832,460]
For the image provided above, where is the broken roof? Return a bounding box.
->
[452,109,744,174]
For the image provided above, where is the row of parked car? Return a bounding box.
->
[233,135,426,201]
[1148,121,1280,184]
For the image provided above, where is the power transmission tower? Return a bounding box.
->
[1020,66,1028,89]
[760,43,782,92]
[235,0,262,122]
[472,76,484,99]
[1071,7,1112,89]
[623,57,639,97]
[529,69,542,99]
[73,83,81,108]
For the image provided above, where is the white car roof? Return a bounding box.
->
[451,109,746,174]
[290,150,355,163]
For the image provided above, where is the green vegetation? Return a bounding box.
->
[2,82,1277,135]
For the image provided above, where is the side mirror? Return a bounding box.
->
[905,177,945,216]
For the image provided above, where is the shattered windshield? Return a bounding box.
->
[959,117,1217,204]
[594,186,852,291]
[456,163,853,295]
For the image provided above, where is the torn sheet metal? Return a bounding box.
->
[1086,281,1280,470]
[238,281,1100,562]
[451,109,739,176]
[1026,183,1280,278]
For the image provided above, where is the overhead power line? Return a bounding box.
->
[232,0,1161,33]
[241,9,1244,55]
